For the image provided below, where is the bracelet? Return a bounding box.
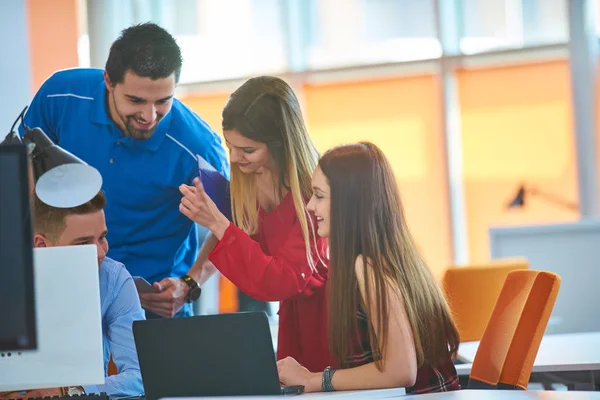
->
[321,366,336,392]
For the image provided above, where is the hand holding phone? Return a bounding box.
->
[133,276,159,293]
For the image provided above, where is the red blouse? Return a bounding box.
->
[209,193,333,372]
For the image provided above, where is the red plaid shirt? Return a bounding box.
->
[349,307,461,394]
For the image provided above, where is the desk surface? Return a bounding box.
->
[456,331,600,375]
[412,389,600,399]
[162,387,406,400]
[160,389,600,400]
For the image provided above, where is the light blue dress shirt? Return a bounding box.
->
[83,257,145,396]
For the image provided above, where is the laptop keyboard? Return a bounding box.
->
[10,393,109,400]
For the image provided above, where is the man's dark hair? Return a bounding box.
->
[105,22,183,85]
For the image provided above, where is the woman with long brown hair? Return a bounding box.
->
[179,76,332,372]
[277,142,460,394]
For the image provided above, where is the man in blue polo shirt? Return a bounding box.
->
[19,22,229,318]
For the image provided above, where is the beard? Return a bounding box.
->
[122,115,162,140]
[110,92,163,140]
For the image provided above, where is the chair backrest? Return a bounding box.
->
[468,270,561,390]
[108,355,117,376]
[442,258,529,342]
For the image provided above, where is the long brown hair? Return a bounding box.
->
[222,76,319,267]
[320,142,459,370]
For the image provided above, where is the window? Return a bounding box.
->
[460,0,568,54]
[458,61,578,261]
[165,0,287,83]
[594,0,600,36]
[83,0,287,83]
[305,0,440,69]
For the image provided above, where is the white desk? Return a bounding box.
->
[455,332,600,375]
[412,389,600,399]
[162,388,406,400]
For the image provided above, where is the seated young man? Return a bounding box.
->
[18,191,145,397]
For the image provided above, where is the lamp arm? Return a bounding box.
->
[529,188,579,211]
[1,106,28,146]
[11,106,28,134]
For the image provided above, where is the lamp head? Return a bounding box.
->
[508,185,526,209]
[1,106,103,208]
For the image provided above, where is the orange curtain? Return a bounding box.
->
[26,0,79,92]
[458,60,579,262]
[303,76,452,278]
[183,77,452,279]
[182,60,585,286]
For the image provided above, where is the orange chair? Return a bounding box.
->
[108,355,118,376]
[468,270,561,389]
[442,258,529,342]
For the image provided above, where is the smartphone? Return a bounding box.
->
[133,276,159,293]
[281,385,304,395]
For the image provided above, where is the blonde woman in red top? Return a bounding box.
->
[179,76,332,372]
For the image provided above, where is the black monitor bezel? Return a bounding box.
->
[0,144,37,352]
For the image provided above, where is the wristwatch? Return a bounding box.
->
[180,274,201,303]
[63,386,85,396]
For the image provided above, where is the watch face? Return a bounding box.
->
[67,387,85,396]
[189,286,201,301]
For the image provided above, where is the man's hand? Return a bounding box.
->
[138,277,189,318]
[0,391,23,400]
[0,388,62,399]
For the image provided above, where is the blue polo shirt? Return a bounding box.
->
[20,68,229,283]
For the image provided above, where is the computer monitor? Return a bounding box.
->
[490,220,600,334]
[0,144,36,352]
[0,245,104,391]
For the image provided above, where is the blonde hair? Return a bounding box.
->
[222,76,319,267]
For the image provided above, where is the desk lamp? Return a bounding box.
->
[507,184,578,211]
[1,106,102,208]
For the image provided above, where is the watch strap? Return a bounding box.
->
[180,274,200,303]
[181,274,198,288]
[322,366,336,392]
